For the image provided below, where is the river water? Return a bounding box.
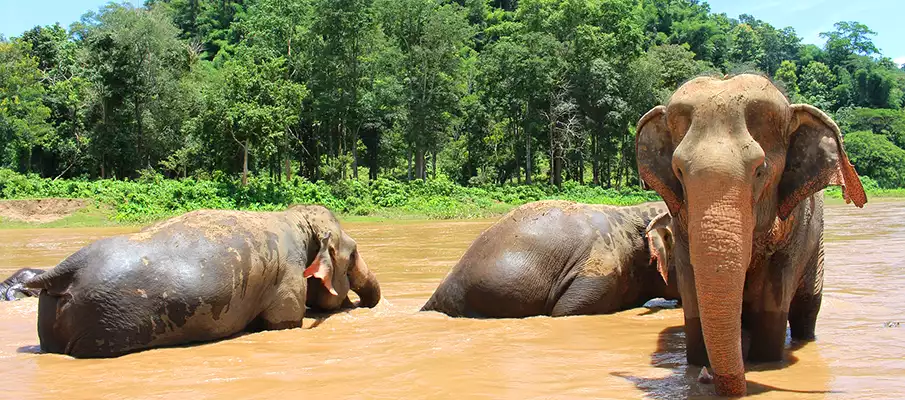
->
[1,201,903,399]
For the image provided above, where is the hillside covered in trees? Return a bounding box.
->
[2,0,905,192]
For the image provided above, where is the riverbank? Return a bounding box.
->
[0,169,662,228]
[2,169,902,229]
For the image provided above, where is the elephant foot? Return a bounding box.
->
[714,372,747,397]
[788,300,819,341]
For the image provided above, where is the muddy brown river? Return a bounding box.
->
[1,200,904,399]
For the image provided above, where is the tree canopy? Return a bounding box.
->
[1,0,904,188]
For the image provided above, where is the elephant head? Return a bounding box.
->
[292,206,382,311]
[635,74,866,396]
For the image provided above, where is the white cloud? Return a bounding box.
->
[894,56,905,68]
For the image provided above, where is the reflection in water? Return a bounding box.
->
[0,202,903,399]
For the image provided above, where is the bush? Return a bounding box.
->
[0,168,667,223]
[844,131,905,188]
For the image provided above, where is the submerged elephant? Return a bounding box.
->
[25,205,381,358]
[421,200,679,318]
[1,268,45,301]
[635,73,867,396]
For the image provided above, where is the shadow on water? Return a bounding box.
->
[611,325,840,399]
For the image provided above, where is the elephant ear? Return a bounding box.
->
[645,212,673,285]
[777,104,867,219]
[636,106,683,215]
[303,231,338,296]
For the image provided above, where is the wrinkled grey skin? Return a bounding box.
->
[1,268,45,301]
[421,201,680,318]
[25,205,381,358]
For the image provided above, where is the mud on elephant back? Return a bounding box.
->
[24,205,382,358]
[421,200,681,318]
[634,73,867,397]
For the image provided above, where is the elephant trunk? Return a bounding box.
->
[686,180,753,397]
[349,252,381,308]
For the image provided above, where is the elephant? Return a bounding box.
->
[420,200,680,318]
[1,268,45,301]
[24,205,382,358]
[634,73,867,396]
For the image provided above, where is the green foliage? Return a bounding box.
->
[0,40,52,172]
[836,107,905,148]
[2,0,905,194]
[774,60,799,98]
[843,131,905,189]
[0,168,659,222]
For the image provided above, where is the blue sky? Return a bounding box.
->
[1,0,903,66]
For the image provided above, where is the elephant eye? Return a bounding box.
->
[755,162,766,178]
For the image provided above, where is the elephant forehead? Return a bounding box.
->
[670,75,789,114]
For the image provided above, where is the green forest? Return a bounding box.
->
[2,0,905,222]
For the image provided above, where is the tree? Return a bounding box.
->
[844,130,905,188]
[78,3,196,178]
[200,46,307,185]
[0,40,52,172]
[774,60,800,99]
[18,24,91,178]
[375,0,473,181]
[727,23,763,68]
[835,107,905,149]
[799,61,835,110]
[647,43,710,95]
[306,0,380,179]
[820,21,879,73]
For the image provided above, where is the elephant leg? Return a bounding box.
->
[255,281,306,331]
[742,310,788,362]
[789,243,824,341]
[742,257,800,363]
[551,275,619,317]
[674,253,709,367]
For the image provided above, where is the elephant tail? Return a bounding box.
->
[420,283,467,317]
[25,250,87,296]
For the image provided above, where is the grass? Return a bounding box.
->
[1,169,903,229]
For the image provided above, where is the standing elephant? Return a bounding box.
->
[24,205,381,358]
[421,200,680,318]
[1,268,45,301]
[635,73,867,396]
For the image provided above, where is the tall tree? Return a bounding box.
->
[376,0,473,181]
[0,39,52,172]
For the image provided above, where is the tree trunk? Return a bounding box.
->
[407,147,413,181]
[242,139,249,186]
[415,148,426,181]
[525,124,532,185]
[285,155,292,181]
[604,136,611,188]
[549,120,555,186]
[513,125,521,185]
[432,150,437,180]
[592,134,599,186]
[352,127,359,179]
[135,98,143,173]
[578,150,584,185]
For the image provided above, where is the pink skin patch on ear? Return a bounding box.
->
[647,233,669,284]
[303,258,338,296]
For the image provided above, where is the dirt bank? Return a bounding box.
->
[0,199,89,224]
